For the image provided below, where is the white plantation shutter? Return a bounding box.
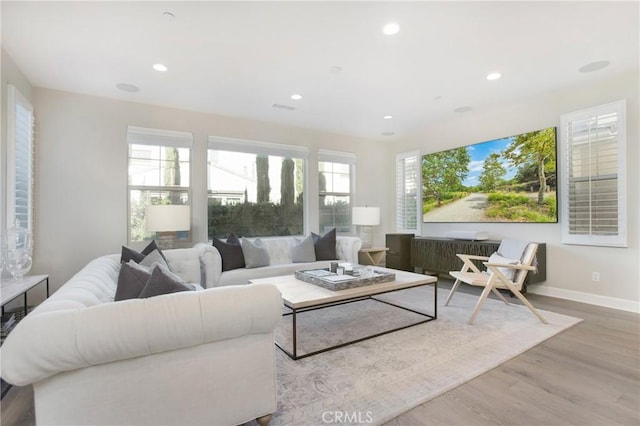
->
[396,151,420,233]
[7,84,35,233]
[560,100,627,247]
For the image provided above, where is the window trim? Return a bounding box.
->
[126,126,193,245]
[318,149,356,234]
[560,100,627,247]
[207,135,309,236]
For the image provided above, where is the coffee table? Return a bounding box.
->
[249,267,437,360]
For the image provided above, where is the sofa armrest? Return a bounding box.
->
[336,236,362,264]
[1,283,282,386]
[194,242,223,288]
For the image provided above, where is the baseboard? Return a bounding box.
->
[529,285,640,313]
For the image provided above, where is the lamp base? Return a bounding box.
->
[156,232,177,250]
[359,226,373,249]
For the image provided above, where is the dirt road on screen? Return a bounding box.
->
[423,193,489,222]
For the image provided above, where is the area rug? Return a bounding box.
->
[270,285,582,425]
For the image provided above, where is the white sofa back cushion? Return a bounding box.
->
[106,247,203,288]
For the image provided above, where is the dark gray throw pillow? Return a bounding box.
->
[115,262,151,301]
[312,228,337,260]
[138,265,194,298]
[212,233,246,271]
[120,240,168,265]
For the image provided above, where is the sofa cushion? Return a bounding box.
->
[291,235,316,263]
[115,261,151,301]
[241,238,270,269]
[487,252,520,281]
[312,228,337,260]
[139,265,195,298]
[219,260,334,286]
[213,233,246,271]
[120,240,167,265]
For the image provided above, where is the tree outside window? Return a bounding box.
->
[207,150,304,238]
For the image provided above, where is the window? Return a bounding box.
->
[207,136,308,238]
[560,100,627,247]
[127,126,192,244]
[6,84,35,234]
[396,150,420,233]
[318,149,355,234]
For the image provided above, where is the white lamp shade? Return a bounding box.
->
[352,207,380,226]
[146,205,190,232]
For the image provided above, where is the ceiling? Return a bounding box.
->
[2,1,638,141]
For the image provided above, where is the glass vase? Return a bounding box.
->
[5,220,32,281]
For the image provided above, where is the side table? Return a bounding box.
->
[1,274,49,399]
[1,274,49,317]
[358,247,389,267]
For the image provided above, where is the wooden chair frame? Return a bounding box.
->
[445,243,548,325]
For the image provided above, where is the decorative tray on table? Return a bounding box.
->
[295,267,396,291]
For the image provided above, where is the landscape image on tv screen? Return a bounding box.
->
[422,126,557,223]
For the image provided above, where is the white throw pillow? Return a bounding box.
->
[487,252,520,281]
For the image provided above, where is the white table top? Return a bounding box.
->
[1,275,48,306]
[249,267,436,309]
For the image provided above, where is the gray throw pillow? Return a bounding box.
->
[115,261,151,301]
[241,238,270,269]
[139,249,170,270]
[291,234,316,263]
[312,228,337,260]
[138,264,195,298]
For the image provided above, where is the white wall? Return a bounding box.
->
[386,71,639,312]
[31,88,385,295]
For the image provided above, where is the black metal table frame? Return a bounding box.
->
[276,280,437,360]
[1,276,50,317]
[1,275,49,400]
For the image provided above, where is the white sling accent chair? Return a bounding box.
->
[445,240,548,325]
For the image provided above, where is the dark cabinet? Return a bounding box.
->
[411,237,546,285]
[386,233,414,271]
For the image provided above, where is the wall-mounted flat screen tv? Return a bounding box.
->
[422,126,557,223]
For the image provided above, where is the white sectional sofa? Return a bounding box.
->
[198,235,363,287]
[1,246,282,426]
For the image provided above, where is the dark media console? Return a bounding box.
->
[411,237,546,285]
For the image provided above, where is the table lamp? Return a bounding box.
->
[352,206,380,249]
[146,205,190,249]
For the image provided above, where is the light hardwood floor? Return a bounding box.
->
[2,281,639,426]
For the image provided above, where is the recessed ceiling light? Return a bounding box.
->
[579,60,610,73]
[382,132,395,136]
[384,115,393,120]
[291,94,302,101]
[433,95,443,101]
[454,106,472,113]
[486,72,502,81]
[116,83,139,93]
[153,63,168,72]
[330,65,343,73]
[382,22,400,35]
[163,12,175,19]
